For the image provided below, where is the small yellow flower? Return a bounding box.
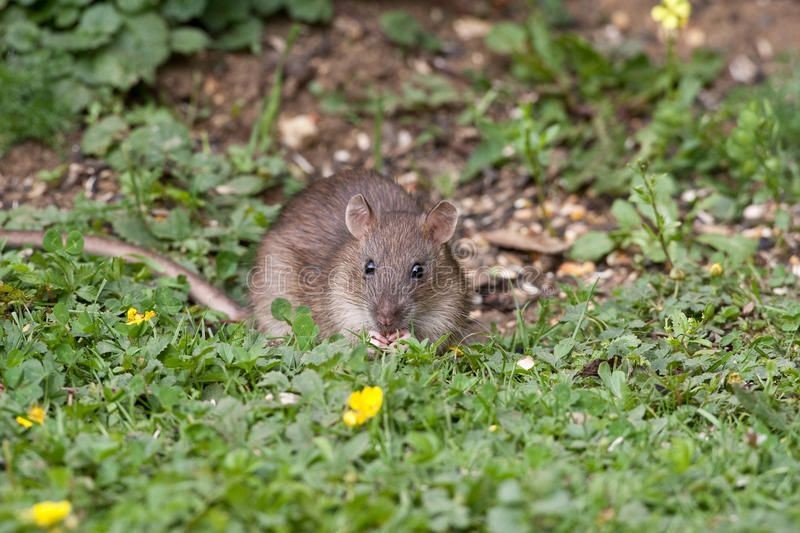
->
[28,405,45,425]
[727,372,743,385]
[16,416,33,428]
[21,500,72,528]
[126,307,156,325]
[342,386,383,427]
[651,0,691,31]
[708,263,724,277]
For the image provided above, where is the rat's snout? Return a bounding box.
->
[375,301,406,335]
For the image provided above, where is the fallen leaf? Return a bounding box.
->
[483,229,569,254]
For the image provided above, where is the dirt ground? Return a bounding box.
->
[1,0,799,329]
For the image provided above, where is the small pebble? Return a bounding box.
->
[756,38,773,60]
[517,356,535,371]
[453,16,492,40]
[610,11,630,30]
[729,55,758,84]
[557,261,596,277]
[514,198,533,209]
[686,28,706,48]
[356,132,370,151]
[279,114,319,150]
[396,130,413,153]
[681,189,698,203]
[567,205,586,222]
[513,208,536,221]
[743,204,766,220]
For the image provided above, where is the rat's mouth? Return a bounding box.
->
[368,328,411,350]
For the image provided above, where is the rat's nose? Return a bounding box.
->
[376,303,399,331]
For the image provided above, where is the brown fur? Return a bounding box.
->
[249,169,472,344]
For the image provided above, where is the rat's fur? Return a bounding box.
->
[249,170,472,344]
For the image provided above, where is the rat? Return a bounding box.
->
[0,170,473,350]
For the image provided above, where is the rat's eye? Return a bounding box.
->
[364,260,376,276]
[411,263,424,280]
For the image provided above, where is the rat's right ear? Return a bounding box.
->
[345,194,375,239]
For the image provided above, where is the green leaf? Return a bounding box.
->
[598,362,626,399]
[379,10,441,52]
[110,212,160,248]
[461,137,506,182]
[81,115,128,156]
[52,301,70,324]
[271,298,291,322]
[170,27,209,54]
[287,0,332,22]
[162,0,207,21]
[485,22,526,54]
[214,18,262,52]
[42,229,62,252]
[611,199,641,229]
[732,385,790,432]
[150,208,192,241]
[65,231,85,255]
[291,369,323,397]
[78,4,123,38]
[252,0,284,16]
[553,338,575,361]
[4,20,41,52]
[215,251,239,280]
[117,0,154,12]
[292,310,318,349]
[696,234,757,265]
[79,11,170,89]
[569,231,615,261]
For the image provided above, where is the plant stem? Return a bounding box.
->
[640,166,674,270]
[373,91,384,174]
[248,24,301,157]
[521,104,552,234]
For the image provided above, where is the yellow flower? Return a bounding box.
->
[651,0,691,31]
[28,405,45,425]
[21,500,72,527]
[126,307,156,325]
[16,416,33,428]
[708,263,724,277]
[727,372,743,385]
[342,386,383,427]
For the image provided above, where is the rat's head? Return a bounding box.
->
[332,194,467,343]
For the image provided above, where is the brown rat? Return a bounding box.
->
[249,169,472,347]
[0,170,473,348]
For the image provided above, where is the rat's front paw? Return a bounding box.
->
[367,329,411,356]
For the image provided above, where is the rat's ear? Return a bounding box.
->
[345,194,375,239]
[424,201,458,244]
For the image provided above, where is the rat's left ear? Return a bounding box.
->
[424,201,458,244]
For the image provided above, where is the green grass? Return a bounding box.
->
[1,235,798,530]
[2,3,800,531]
